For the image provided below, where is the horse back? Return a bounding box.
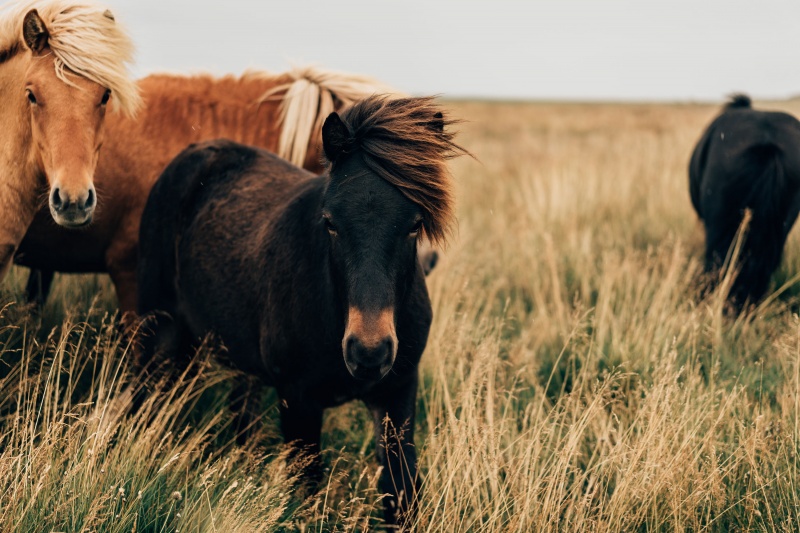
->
[690,106,800,222]
[138,140,316,371]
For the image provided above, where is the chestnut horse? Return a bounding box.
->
[0,0,139,281]
[137,96,465,526]
[16,66,397,312]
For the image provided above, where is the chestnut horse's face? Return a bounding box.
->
[25,53,108,227]
[322,154,424,381]
[23,11,110,228]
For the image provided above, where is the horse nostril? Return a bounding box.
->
[346,335,394,365]
[50,187,63,210]
[378,337,394,357]
[345,335,357,354]
[85,188,96,209]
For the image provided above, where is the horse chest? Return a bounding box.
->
[17,211,110,272]
[261,341,379,406]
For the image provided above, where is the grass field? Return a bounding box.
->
[3,98,800,532]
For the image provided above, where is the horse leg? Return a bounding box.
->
[0,244,16,281]
[278,398,324,486]
[366,375,420,527]
[24,268,55,307]
[106,233,140,324]
[700,219,740,301]
[133,236,192,413]
[131,311,195,416]
[109,266,138,322]
[231,375,262,445]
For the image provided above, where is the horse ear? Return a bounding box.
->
[429,111,445,133]
[22,9,48,54]
[322,112,349,163]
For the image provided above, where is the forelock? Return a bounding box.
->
[331,96,468,246]
[0,0,141,116]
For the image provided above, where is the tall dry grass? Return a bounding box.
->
[3,98,800,531]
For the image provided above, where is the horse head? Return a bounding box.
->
[320,97,461,381]
[19,4,138,227]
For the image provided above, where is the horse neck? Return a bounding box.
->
[0,53,42,247]
[258,178,342,332]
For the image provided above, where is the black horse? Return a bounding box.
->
[690,94,800,310]
[137,96,465,525]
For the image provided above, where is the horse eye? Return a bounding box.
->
[324,218,337,235]
[26,89,37,105]
[100,89,111,106]
[409,219,423,236]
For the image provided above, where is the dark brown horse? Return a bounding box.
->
[690,94,800,310]
[137,96,465,525]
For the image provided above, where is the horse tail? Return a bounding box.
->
[727,142,788,307]
[260,66,400,167]
[725,93,752,110]
[745,143,785,217]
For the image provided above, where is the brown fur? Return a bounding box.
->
[16,70,393,312]
[0,0,139,278]
[1,47,118,273]
[345,307,396,349]
[0,0,141,115]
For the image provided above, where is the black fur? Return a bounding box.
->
[725,94,752,110]
[138,133,438,525]
[689,94,800,310]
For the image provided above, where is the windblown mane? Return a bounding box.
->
[259,65,399,167]
[330,96,467,246]
[0,0,140,115]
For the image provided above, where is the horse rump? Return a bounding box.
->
[136,141,223,367]
[692,97,800,310]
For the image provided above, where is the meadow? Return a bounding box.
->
[2,98,800,532]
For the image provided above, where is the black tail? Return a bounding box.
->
[728,143,788,309]
[725,93,752,110]
[745,144,785,214]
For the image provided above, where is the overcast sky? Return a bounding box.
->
[103,0,800,102]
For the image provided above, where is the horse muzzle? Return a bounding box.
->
[343,307,398,381]
[49,185,96,228]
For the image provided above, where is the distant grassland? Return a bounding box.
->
[3,98,800,531]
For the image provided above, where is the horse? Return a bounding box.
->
[137,96,466,526]
[14,66,410,312]
[690,94,800,311]
[0,0,139,282]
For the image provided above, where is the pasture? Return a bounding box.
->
[3,98,800,531]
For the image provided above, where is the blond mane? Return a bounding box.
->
[0,0,140,116]
[258,66,400,167]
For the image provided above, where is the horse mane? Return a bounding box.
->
[331,95,468,246]
[0,0,140,116]
[258,65,399,167]
[726,93,752,110]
